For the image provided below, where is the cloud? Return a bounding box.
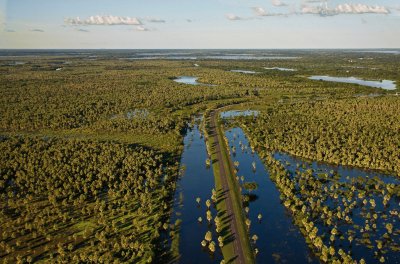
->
[31,29,44,32]
[65,15,142,26]
[335,4,389,15]
[5,29,15,32]
[253,7,268,16]
[233,2,390,22]
[271,0,287,7]
[252,7,285,17]
[301,3,390,16]
[136,25,149,31]
[303,0,325,3]
[226,14,246,20]
[145,18,166,23]
[186,19,192,23]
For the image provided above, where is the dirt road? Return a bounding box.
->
[209,110,247,264]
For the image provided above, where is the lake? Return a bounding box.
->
[230,70,258,74]
[220,110,259,119]
[173,76,215,86]
[309,75,397,90]
[264,67,297,71]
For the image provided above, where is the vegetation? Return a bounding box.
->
[241,97,400,176]
[1,50,399,263]
[0,136,178,263]
[236,95,400,262]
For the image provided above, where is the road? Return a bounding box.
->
[209,110,247,264]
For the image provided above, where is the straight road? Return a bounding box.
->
[209,110,247,264]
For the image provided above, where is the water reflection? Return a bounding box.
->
[309,75,396,90]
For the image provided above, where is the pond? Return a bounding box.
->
[220,110,259,119]
[309,75,397,90]
[224,127,318,264]
[230,70,258,74]
[173,76,215,86]
[264,67,296,71]
[170,118,221,263]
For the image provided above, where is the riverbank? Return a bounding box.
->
[204,109,254,264]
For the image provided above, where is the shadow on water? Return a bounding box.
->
[225,127,318,264]
[225,124,400,264]
[170,118,222,263]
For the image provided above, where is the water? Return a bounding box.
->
[230,70,258,74]
[204,56,300,60]
[264,67,297,71]
[171,120,221,263]
[272,151,400,263]
[273,152,400,185]
[173,76,215,86]
[220,110,259,119]
[348,50,400,55]
[225,127,317,264]
[309,76,397,90]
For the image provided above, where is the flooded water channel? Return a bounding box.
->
[171,119,221,263]
[172,110,399,263]
[225,127,318,263]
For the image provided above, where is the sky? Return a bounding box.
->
[0,0,399,49]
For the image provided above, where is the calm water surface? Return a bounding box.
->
[272,151,400,263]
[220,110,259,119]
[230,70,258,74]
[264,67,297,71]
[309,75,396,90]
[173,76,215,86]
[225,127,317,264]
[171,120,221,263]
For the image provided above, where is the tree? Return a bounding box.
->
[205,231,212,242]
[243,182,258,193]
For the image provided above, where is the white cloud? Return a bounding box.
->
[253,7,268,16]
[252,7,285,17]
[145,18,166,23]
[272,0,287,7]
[304,0,325,3]
[226,14,245,20]
[301,3,390,16]
[31,29,44,32]
[65,15,142,26]
[335,4,389,15]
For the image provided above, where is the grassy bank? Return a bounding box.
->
[204,109,254,264]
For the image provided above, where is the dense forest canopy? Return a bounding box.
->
[241,97,400,176]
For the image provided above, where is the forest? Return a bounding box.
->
[241,97,400,176]
[0,50,399,263]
